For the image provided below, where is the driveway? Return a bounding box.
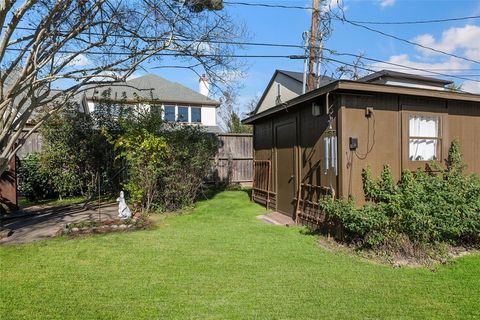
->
[0,202,119,245]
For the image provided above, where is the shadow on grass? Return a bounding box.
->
[197,184,252,204]
[297,221,344,241]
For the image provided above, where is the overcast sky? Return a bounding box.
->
[140,0,480,113]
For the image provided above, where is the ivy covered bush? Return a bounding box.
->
[321,141,480,250]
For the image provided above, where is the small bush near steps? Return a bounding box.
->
[320,141,480,265]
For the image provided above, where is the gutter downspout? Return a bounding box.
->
[325,92,330,114]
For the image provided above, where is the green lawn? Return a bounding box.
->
[1,191,479,319]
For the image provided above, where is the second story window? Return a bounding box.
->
[178,106,188,122]
[164,105,175,122]
[191,107,201,123]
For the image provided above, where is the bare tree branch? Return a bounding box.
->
[0,0,245,174]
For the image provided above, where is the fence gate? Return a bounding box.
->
[211,133,253,183]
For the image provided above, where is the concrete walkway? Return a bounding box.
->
[257,211,295,226]
[0,202,118,245]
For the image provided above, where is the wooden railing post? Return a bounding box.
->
[252,160,272,210]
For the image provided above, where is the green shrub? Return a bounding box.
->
[110,124,169,213]
[159,125,219,210]
[37,104,122,199]
[18,153,56,201]
[321,198,389,246]
[109,110,219,212]
[322,141,480,249]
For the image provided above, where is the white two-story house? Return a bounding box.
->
[80,73,221,132]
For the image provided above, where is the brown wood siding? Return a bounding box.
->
[254,120,274,191]
[339,94,480,205]
[274,116,298,216]
[448,100,480,175]
[252,89,480,216]
[299,101,329,188]
[339,94,401,205]
[252,102,336,214]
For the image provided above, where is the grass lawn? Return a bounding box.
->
[1,190,479,319]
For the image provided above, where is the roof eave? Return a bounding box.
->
[242,81,340,124]
[86,97,220,107]
[360,70,453,85]
[276,70,304,83]
[242,80,480,124]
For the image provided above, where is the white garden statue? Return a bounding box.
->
[116,191,132,219]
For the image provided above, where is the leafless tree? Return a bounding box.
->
[0,0,243,175]
[218,88,256,133]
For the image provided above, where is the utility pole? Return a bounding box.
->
[315,31,324,89]
[307,0,320,91]
[302,31,309,94]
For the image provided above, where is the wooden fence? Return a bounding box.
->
[16,129,42,160]
[211,133,253,183]
[15,130,253,183]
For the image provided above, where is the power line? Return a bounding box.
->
[6,44,480,83]
[5,25,306,50]
[360,67,480,72]
[7,19,480,68]
[348,15,480,25]
[339,17,480,66]
[223,1,313,10]
[324,48,480,84]
[4,47,305,59]
[325,57,377,74]
[220,3,480,66]
[324,57,474,94]
[223,1,480,26]
[6,36,480,82]
[5,26,480,84]
[360,66,480,77]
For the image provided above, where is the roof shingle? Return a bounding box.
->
[85,74,219,106]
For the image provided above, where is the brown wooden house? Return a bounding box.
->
[243,70,480,224]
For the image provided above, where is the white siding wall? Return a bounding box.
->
[257,73,302,114]
[201,106,216,126]
[86,100,217,126]
[87,101,95,113]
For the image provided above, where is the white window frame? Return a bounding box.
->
[408,114,441,161]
